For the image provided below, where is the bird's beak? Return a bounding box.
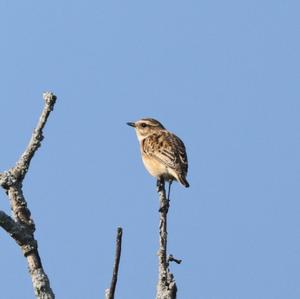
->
[127,122,136,128]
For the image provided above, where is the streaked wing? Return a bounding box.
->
[142,131,188,175]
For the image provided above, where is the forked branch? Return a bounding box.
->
[0,92,57,299]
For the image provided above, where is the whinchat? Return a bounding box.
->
[127,118,189,188]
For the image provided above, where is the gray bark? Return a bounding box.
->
[156,179,178,299]
[0,92,56,299]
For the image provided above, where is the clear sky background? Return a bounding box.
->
[0,1,299,299]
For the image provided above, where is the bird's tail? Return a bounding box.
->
[178,175,190,188]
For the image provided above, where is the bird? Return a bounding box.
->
[127,118,189,193]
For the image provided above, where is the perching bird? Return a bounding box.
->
[127,118,189,190]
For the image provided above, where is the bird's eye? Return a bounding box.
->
[141,123,147,128]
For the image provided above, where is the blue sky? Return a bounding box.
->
[0,1,299,298]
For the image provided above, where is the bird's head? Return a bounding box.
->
[127,118,165,141]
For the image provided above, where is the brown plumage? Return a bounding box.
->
[127,118,189,187]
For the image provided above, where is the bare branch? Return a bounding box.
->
[106,227,123,299]
[0,210,32,245]
[0,92,56,299]
[156,178,177,299]
[14,92,57,181]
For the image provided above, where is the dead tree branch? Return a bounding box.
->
[0,92,56,299]
[0,210,33,244]
[105,227,123,299]
[156,178,178,299]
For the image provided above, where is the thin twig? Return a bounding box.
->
[0,92,56,299]
[106,227,123,299]
[156,178,178,299]
[168,255,182,265]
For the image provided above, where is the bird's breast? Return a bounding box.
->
[141,154,168,177]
